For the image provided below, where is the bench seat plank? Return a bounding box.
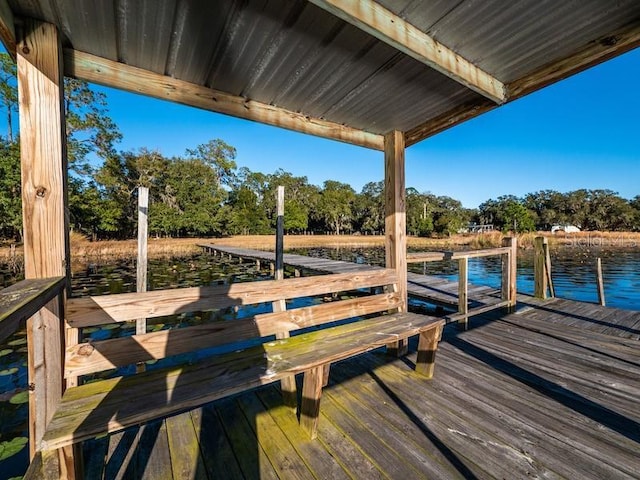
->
[42,313,444,450]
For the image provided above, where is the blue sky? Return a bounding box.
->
[5,47,640,208]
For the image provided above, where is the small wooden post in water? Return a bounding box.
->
[457,256,469,330]
[501,237,517,309]
[543,239,555,298]
[273,186,297,408]
[596,257,606,306]
[534,237,548,299]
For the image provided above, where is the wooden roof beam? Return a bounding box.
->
[63,49,385,151]
[405,22,640,147]
[308,0,506,104]
[0,0,16,58]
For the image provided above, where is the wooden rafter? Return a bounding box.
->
[406,22,640,147]
[63,49,384,151]
[308,0,506,104]
[0,0,16,58]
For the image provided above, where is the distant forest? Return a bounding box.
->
[1,53,639,241]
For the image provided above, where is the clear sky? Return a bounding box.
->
[6,47,640,208]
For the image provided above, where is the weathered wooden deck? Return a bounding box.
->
[75,296,640,479]
[199,244,504,313]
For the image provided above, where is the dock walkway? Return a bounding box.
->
[75,297,640,479]
[199,244,504,316]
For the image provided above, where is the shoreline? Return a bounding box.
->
[2,231,639,271]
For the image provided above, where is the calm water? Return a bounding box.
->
[1,245,639,477]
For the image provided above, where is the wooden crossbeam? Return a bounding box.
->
[63,49,384,151]
[308,0,506,104]
[406,22,640,146]
[0,0,15,58]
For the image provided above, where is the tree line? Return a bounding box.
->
[1,53,640,241]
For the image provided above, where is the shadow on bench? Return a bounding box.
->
[36,268,445,477]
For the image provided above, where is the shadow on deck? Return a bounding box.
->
[75,299,640,479]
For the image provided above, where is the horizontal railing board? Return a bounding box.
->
[0,277,65,343]
[407,247,511,263]
[65,292,401,377]
[66,269,397,328]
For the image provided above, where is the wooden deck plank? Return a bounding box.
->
[237,392,315,479]
[256,386,352,480]
[190,405,245,479]
[166,411,207,480]
[216,397,280,480]
[335,354,556,480]
[319,391,429,479]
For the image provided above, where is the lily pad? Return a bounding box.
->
[0,436,28,461]
[0,348,13,357]
[9,390,29,404]
[7,337,27,346]
[0,367,18,376]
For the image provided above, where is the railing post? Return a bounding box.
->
[273,186,297,409]
[457,256,469,330]
[534,236,548,299]
[501,237,517,309]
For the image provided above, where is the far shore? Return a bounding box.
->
[2,231,640,270]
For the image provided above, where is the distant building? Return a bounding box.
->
[551,224,581,234]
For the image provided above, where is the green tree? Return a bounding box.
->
[0,55,17,142]
[0,138,22,239]
[353,181,384,234]
[316,180,355,234]
[186,139,237,187]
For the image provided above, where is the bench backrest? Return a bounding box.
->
[64,268,400,379]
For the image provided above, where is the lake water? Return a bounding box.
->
[1,244,639,477]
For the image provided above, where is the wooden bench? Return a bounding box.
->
[39,268,445,458]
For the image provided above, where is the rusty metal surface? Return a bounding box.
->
[7,0,640,136]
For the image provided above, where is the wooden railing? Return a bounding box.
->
[0,277,66,344]
[407,237,517,329]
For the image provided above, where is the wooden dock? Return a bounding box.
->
[199,244,505,317]
[73,298,640,479]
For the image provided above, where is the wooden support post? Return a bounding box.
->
[534,236,548,299]
[384,130,408,356]
[501,237,517,309]
[136,187,149,373]
[18,19,78,476]
[273,186,297,408]
[457,257,469,330]
[300,366,325,439]
[415,324,444,378]
[136,186,149,336]
[275,185,284,281]
[596,258,606,306]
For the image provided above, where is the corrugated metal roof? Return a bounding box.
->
[6,0,640,142]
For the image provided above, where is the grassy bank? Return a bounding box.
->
[2,231,639,272]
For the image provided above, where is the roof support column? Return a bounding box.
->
[17,19,72,471]
[384,130,408,354]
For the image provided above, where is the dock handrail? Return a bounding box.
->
[0,277,66,344]
[407,239,517,329]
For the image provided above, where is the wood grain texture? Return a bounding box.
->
[384,130,407,312]
[17,19,68,461]
[0,277,64,343]
[64,48,384,151]
[66,268,397,327]
[308,0,506,103]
